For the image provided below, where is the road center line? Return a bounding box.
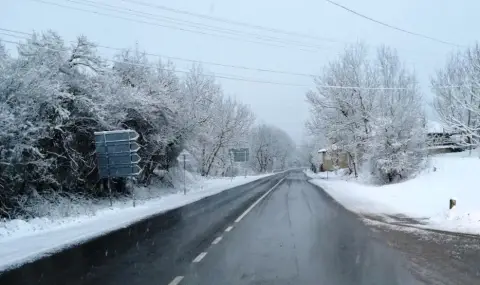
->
[192,252,208,263]
[212,236,223,245]
[168,276,184,285]
[234,178,285,223]
[225,226,233,232]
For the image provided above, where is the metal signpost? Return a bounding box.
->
[183,153,186,195]
[94,130,142,205]
[229,148,249,162]
[177,150,190,195]
[229,148,249,178]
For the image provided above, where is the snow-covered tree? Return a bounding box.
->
[306,43,378,176]
[0,32,112,215]
[195,95,254,176]
[432,45,480,150]
[181,65,221,174]
[0,40,7,65]
[249,125,295,173]
[0,31,260,217]
[306,43,426,183]
[366,46,426,183]
[180,66,255,176]
[109,47,189,185]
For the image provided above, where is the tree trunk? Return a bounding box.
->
[204,144,222,177]
[348,152,358,178]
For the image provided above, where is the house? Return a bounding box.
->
[426,121,466,154]
[317,147,349,172]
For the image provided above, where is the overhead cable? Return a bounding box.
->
[26,0,321,53]
[325,0,463,48]
[0,28,316,77]
[0,39,310,87]
[1,36,473,90]
[120,0,346,44]
[69,0,329,51]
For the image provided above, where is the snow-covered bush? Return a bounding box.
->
[0,32,263,218]
[249,124,296,173]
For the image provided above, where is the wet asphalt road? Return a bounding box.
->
[78,174,284,285]
[74,171,426,285]
[178,172,423,285]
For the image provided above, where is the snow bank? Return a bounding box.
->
[0,173,273,271]
[307,151,480,235]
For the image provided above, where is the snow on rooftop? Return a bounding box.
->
[427,120,449,133]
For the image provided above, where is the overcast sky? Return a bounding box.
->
[1,0,477,142]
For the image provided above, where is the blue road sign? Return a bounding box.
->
[94,130,142,178]
[229,148,249,162]
[95,141,141,154]
[97,153,141,166]
[94,130,139,143]
[98,164,142,178]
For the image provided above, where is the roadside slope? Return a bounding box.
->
[306,151,480,235]
[0,173,273,272]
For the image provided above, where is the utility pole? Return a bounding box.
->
[183,154,186,195]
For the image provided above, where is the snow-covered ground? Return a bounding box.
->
[306,151,480,235]
[0,173,273,271]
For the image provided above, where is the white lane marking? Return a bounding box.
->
[168,276,184,285]
[225,226,233,232]
[192,252,208,263]
[234,178,286,223]
[212,236,223,245]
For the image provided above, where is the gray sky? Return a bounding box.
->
[1,0,477,142]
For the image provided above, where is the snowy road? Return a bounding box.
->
[2,171,428,285]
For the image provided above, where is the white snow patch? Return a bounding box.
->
[0,173,273,271]
[306,151,480,235]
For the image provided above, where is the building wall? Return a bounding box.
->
[320,152,349,171]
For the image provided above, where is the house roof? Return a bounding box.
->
[427,121,453,133]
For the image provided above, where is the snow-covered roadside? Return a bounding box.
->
[306,151,480,235]
[0,173,273,271]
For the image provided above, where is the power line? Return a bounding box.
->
[0,38,398,89]
[26,0,321,53]
[0,27,438,81]
[325,0,463,48]
[0,27,447,78]
[0,27,317,77]
[1,35,473,90]
[0,32,27,39]
[120,0,346,44]
[68,0,330,51]
[29,0,314,52]
[0,29,30,36]
[21,1,447,59]
[0,39,310,87]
